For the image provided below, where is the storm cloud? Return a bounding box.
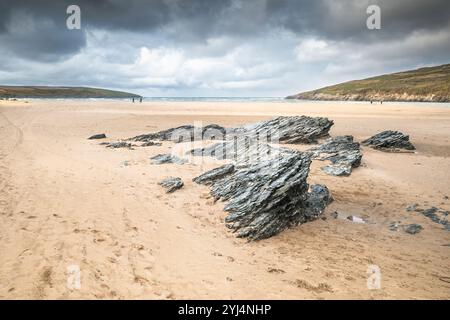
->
[0,0,449,96]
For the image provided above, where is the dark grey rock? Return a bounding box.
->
[88,133,106,140]
[193,164,235,185]
[193,152,332,240]
[411,205,449,231]
[307,135,362,176]
[403,224,423,234]
[238,116,334,144]
[129,124,229,143]
[105,141,135,149]
[150,154,187,165]
[304,184,333,219]
[158,177,184,193]
[362,130,415,151]
[141,141,162,147]
[406,204,418,212]
[389,221,400,231]
[128,116,334,145]
[322,165,352,176]
[189,140,285,165]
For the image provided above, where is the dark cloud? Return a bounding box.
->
[1,0,449,58]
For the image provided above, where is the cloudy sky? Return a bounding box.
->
[0,0,449,97]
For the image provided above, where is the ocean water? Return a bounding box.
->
[22,97,450,107]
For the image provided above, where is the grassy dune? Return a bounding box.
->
[0,86,141,99]
[287,64,450,102]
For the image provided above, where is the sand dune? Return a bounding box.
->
[0,99,449,299]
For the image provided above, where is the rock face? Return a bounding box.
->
[362,130,415,151]
[150,154,188,165]
[238,116,333,144]
[308,135,362,176]
[193,152,332,240]
[88,133,106,140]
[158,177,184,193]
[129,116,333,145]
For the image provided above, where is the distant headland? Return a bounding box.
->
[286,64,450,102]
[0,86,141,99]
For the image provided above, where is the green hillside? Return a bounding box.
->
[287,64,450,102]
[0,86,141,99]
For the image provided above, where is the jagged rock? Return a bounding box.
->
[88,133,106,140]
[193,164,235,185]
[237,116,333,144]
[304,184,333,219]
[129,116,333,145]
[403,224,423,234]
[189,140,284,165]
[141,141,162,147]
[362,130,415,151]
[129,124,229,143]
[105,141,135,149]
[193,152,332,240]
[150,154,187,165]
[158,177,184,193]
[308,135,362,176]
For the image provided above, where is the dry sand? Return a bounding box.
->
[0,99,449,299]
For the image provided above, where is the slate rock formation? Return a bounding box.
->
[105,141,135,149]
[308,135,362,176]
[129,124,228,143]
[193,151,332,240]
[158,177,184,193]
[88,133,107,140]
[128,116,334,145]
[141,141,162,147]
[238,116,333,144]
[150,154,188,165]
[362,130,415,151]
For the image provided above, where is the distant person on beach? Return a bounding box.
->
[132,97,135,103]
[139,97,142,103]
[370,100,373,104]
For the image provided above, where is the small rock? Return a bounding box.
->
[362,130,415,152]
[88,133,106,140]
[141,141,162,147]
[406,204,418,212]
[403,224,423,234]
[158,177,184,193]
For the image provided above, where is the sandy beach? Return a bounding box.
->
[0,99,449,299]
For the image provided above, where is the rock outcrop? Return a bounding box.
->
[158,177,184,193]
[362,131,415,152]
[193,151,332,240]
[129,116,333,145]
[150,154,188,165]
[308,135,362,176]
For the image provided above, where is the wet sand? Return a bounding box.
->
[0,99,449,299]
